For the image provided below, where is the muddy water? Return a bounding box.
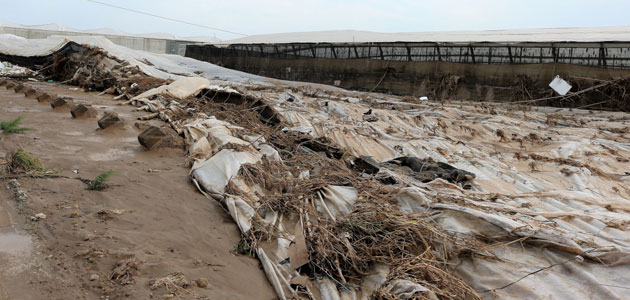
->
[0,232,31,256]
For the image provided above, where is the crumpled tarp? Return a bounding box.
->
[182,117,363,299]
[132,77,210,100]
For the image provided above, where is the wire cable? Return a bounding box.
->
[86,0,247,36]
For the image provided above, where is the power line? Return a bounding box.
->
[86,0,247,36]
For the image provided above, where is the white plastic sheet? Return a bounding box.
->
[132,77,210,100]
[549,75,573,95]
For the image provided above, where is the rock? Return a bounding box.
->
[5,82,15,89]
[362,115,379,122]
[195,278,209,288]
[0,79,8,86]
[98,112,121,129]
[138,126,183,150]
[24,88,37,98]
[13,84,26,93]
[138,126,166,149]
[134,121,151,131]
[31,213,46,221]
[51,97,72,108]
[36,93,54,102]
[70,104,96,118]
[354,156,380,174]
[89,274,100,281]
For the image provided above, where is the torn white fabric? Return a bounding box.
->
[315,186,358,221]
[190,150,260,198]
[132,77,210,100]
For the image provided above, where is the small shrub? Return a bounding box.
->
[6,148,49,176]
[86,171,117,190]
[1,115,32,134]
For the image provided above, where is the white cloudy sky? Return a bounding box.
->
[1,0,628,39]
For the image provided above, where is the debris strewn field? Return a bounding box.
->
[1,35,629,300]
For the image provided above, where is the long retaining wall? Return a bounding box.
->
[186,43,630,103]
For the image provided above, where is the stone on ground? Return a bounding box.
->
[195,278,209,288]
[14,84,26,93]
[138,125,183,150]
[24,88,37,98]
[70,104,96,118]
[98,112,121,129]
[37,93,54,102]
[51,97,72,108]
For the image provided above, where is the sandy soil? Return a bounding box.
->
[0,81,276,299]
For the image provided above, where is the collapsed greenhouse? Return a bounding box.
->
[0,29,629,300]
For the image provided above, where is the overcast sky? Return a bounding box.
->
[1,0,629,40]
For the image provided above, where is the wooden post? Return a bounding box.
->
[488,46,492,63]
[436,43,442,61]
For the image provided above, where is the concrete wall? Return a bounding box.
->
[186,44,630,102]
[0,26,200,55]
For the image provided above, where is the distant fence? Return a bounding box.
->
[193,42,630,69]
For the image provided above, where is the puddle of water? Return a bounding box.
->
[122,136,138,143]
[88,148,135,161]
[63,131,85,136]
[60,145,83,153]
[80,136,105,143]
[0,232,32,256]
[7,106,48,113]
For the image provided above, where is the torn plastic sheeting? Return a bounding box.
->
[396,187,433,213]
[384,280,436,300]
[430,203,629,263]
[224,195,256,233]
[326,101,349,118]
[0,61,33,76]
[132,77,210,100]
[190,149,261,199]
[257,248,289,300]
[282,126,314,135]
[206,84,241,95]
[183,117,250,156]
[258,144,282,162]
[455,246,630,300]
[360,264,389,298]
[315,185,358,221]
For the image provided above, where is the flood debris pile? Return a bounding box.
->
[42,46,170,96]
[2,35,630,300]
[0,61,34,77]
[509,74,630,111]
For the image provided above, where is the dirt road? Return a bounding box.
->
[0,81,275,299]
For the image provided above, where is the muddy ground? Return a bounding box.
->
[0,81,276,299]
